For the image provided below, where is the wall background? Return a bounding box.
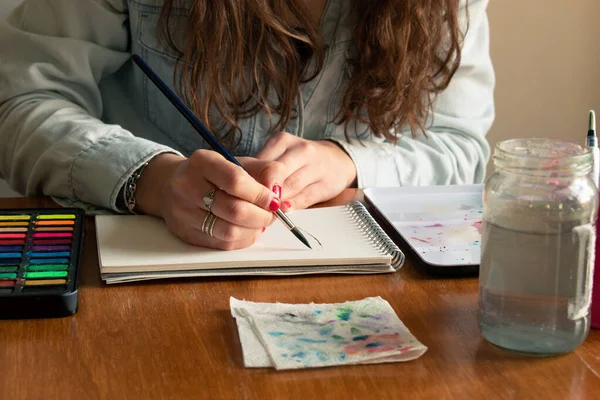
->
[1,0,600,196]
[486,0,600,173]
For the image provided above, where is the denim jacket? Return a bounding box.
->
[0,0,494,213]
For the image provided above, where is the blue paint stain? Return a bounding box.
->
[313,310,322,315]
[339,353,347,361]
[365,342,383,348]
[282,354,288,358]
[268,332,285,337]
[316,351,329,362]
[291,352,306,358]
[352,335,369,341]
[318,325,334,336]
[337,307,352,321]
[297,338,327,344]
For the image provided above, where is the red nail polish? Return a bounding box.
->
[262,227,266,233]
[269,198,281,212]
[272,185,282,198]
[283,200,292,208]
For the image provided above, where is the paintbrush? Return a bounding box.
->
[587,110,598,188]
[131,54,313,249]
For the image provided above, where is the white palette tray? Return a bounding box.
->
[364,185,483,267]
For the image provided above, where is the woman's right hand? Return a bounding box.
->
[134,150,285,250]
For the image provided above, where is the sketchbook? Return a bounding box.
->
[95,201,404,284]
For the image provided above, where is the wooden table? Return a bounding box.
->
[1,192,599,400]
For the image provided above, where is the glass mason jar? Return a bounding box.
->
[478,138,598,355]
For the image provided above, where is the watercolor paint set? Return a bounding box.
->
[364,185,483,275]
[0,208,84,319]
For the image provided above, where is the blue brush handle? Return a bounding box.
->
[131,54,243,169]
[132,55,310,246]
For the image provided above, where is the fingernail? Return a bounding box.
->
[283,200,292,208]
[269,198,281,212]
[262,227,266,233]
[272,185,282,199]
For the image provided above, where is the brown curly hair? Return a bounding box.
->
[159,0,464,146]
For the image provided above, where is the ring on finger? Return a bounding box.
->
[203,188,216,212]
[202,211,218,237]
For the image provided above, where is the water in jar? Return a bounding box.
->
[478,217,595,354]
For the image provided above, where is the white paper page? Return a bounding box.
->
[96,206,391,273]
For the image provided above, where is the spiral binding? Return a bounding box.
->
[344,200,405,270]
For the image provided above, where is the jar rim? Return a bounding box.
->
[493,138,593,176]
[495,138,592,160]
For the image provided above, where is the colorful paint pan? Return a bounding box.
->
[0,221,29,226]
[0,259,21,265]
[0,208,84,319]
[32,239,72,245]
[25,264,69,271]
[35,220,75,226]
[36,214,76,220]
[0,215,30,221]
[0,227,28,232]
[26,251,71,258]
[0,233,26,239]
[34,227,74,232]
[30,245,70,251]
[0,239,25,245]
[32,232,73,238]
[24,279,67,286]
[0,252,22,259]
[0,279,16,294]
[28,258,70,264]
[0,246,23,251]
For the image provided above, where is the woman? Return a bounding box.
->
[0,0,494,249]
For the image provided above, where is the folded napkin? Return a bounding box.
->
[230,296,427,370]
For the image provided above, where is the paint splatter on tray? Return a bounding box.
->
[230,297,427,370]
[390,196,483,265]
[365,184,484,266]
[406,219,482,249]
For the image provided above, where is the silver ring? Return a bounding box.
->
[207,213,217,237]
[201,211,218,237]
[203,188,216,212]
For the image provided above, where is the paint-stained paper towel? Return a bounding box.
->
[230,296,427,370]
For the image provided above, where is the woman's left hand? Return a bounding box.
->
[256,132,357,210]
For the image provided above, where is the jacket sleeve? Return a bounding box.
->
[331,0,494,187]
[0,0,179,212]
